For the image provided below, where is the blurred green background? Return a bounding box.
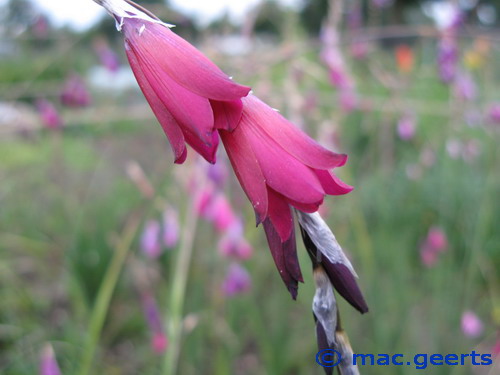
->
[0,0,499,374]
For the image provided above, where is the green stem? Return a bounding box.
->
[78,216,140,375]
[162,199,199,375]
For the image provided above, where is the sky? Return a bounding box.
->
[10,0,301,30]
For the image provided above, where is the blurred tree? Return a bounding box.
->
[3,0,38,34]
[300,0,422,34]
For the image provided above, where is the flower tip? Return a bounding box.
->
[338,153,348,167]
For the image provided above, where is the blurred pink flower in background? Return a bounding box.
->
[209,194,237,233]
[487,103,500,125]
[206,161,229,187]
[446,139,462,160]
[39,344,61,375]
[372,0,394,8]
[339,90,359,113]
[420,226,448,267]
[162,207,179,248]
[117,7,251,164]
[461,311,484,338]
[221,262,252,297]
[218,220,253,260]
[32,15,49,39]
[36,99,63,130]
[453,72,477,101]
[397,113,417,141]
[94,38,121,73]
[140,220,162,258]
[437,39,458,84]
[60,75,92,108]
[194,184,216,219]
[141,293,168,353]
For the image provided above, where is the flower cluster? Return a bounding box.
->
[95,0,357,300]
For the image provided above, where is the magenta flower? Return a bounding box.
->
[39,344,61,375]
[96,1,365,312]
[94,39,121,73]
[221,262,252,297]
[162,207,179,248]
[487,103,500,125]
[140,220,162,258]
[461,311,484,338]
[96,0,250,164]
[36,99,63,130]
[420,226,448,267]
[437,39,458,84]
[397,113,417,141]
[220,95,352,298]
[60,74,92,108]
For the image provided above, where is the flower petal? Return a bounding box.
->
[210,99,243,132]
[183,129,219,164]
[239,112,326,204]
[126,39,216,147]
[219,128,268,223]
[243,95,348,169]
[263,218,299,299]
[266,188,294,242]
[125,45,187,163]
[123,19,251,101]
[314,169,354,195]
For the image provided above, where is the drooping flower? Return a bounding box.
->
[95,0,250,164]
[96,0,362,307]
[461,311,484,338]
[60,74,92,108]
[221,262,252,297]
[39,344,61,375]
[36,99,63,130]
[220,95,352,298]
[140,220,162,258]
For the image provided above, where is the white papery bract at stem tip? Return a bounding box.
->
[92,0,174,30]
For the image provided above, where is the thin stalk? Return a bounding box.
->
[162,198,199,375]
[77,215,141,375]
